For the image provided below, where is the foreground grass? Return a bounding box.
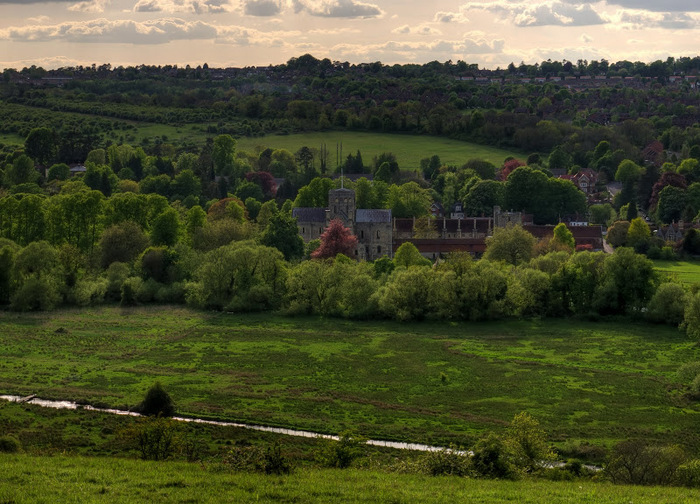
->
[1,306,698,453]
[237,131,520,169]
[654,260,700,285]
[1,454,698,504]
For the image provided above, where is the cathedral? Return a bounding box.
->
[292,187,393,261]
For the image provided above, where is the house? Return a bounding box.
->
[292,187,392,261]
[656,222,685,243]
[559,169,598,196]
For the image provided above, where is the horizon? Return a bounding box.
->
[1,1,700,71]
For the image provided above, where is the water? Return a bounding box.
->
[0,393,600,469]
[0,394,446,452]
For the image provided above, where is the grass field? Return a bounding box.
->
[654,260,700,285]
[237,132,520,169]
[1,306,698,453]
[2,454,699,504]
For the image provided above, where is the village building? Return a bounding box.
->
[292,187,392,261]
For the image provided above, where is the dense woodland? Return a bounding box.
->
[1,55,700,330]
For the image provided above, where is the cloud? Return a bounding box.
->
[466,1,605,27]
[68,0,109,12]
[563,0,700,13]
[292,0,383,18]
[610,10,700,29]
[243,0,281,16]
[433,7,469,23]
[580,33,592,43]
[216,25,299,45]
[132,0,229,13]
[391,24,441,36]
[0,17,219,44]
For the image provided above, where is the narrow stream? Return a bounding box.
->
[1,393,601,470]
[0,394,446,452]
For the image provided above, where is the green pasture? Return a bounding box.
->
[0,307,698,452]
[237,132,520,169]
[2,454,699,504]
[654,260,700,285]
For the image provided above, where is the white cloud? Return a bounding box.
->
[580,33,592,43]
[292,0,383,18]
[563,0,700,13]
[433,7,468,24]
[132,0,229,14]
[243,0,281,16]
[391,24,441,36]
[68,0,110,12]
[466,1,605,27]
[608,9,700,29]
[1,17,219,44]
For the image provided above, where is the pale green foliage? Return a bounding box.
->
[504,412,555,473]
[394,242,431,268]
[507,267,551,317]
[627,217,651,248]
[683,291,700,341]
[551,223,575,250]
[187,241,287,312]
[484,225,536,265]
[376,267,433,321]
[316,432,365,469]
[646,283,687,325]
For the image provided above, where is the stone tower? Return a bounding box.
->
[327,187,355,227]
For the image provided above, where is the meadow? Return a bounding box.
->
[653,260,700,285]
[2,453,699,504]
[0,306,698,455]
[236,132,520,169]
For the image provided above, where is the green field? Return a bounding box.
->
[1,454,698,504]
[654,260,700,285]
[1,306,698,453]
[237,132,520,169]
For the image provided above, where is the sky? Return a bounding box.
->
[0,0,699,70]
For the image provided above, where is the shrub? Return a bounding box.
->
[263,442,291,475]
[222,442,290,474]
[471,433,519,480]
[677,459,700,487]
[0,435,21,453]
[120,276,142,306]
[124,417,178,461]
[136,382,175,417]
[646,283,687,325]
[419,446,471,477]
[677,362,700,383]
[316,432,365,469]
[605,440,687,485]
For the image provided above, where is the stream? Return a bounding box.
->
[0,394,446,452]
[0,393,601,470]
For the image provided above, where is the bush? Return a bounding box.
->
[136,382,175,417]
[263,442,291,475]
[677,459,700,487]
[124,417,178,461]
[419,446,471,477]
[223,444,265,472]
[120,276,142,306]
[677,362,700,383]
[316,432,365,469]
[0,435,21,453]
[605,440,687,485]
[471,433,519,480]
[646,283,687,325]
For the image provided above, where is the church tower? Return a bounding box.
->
[327,187,356,228]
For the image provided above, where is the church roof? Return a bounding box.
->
[356,209,391,223]
[292,207,326,222]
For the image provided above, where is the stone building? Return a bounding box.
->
[292,187,392,261]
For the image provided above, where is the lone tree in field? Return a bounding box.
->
[137,382,175,417]
[312,219,358,259]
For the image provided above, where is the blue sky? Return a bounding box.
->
[1,1,699,69]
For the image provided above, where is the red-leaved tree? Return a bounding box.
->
[499,158,526,181]
[312,219,358,259]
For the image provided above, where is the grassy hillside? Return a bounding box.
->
[237,131,519,169]
[1,307,698,452]
[654,260,700,285]
[2,454,698,504]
